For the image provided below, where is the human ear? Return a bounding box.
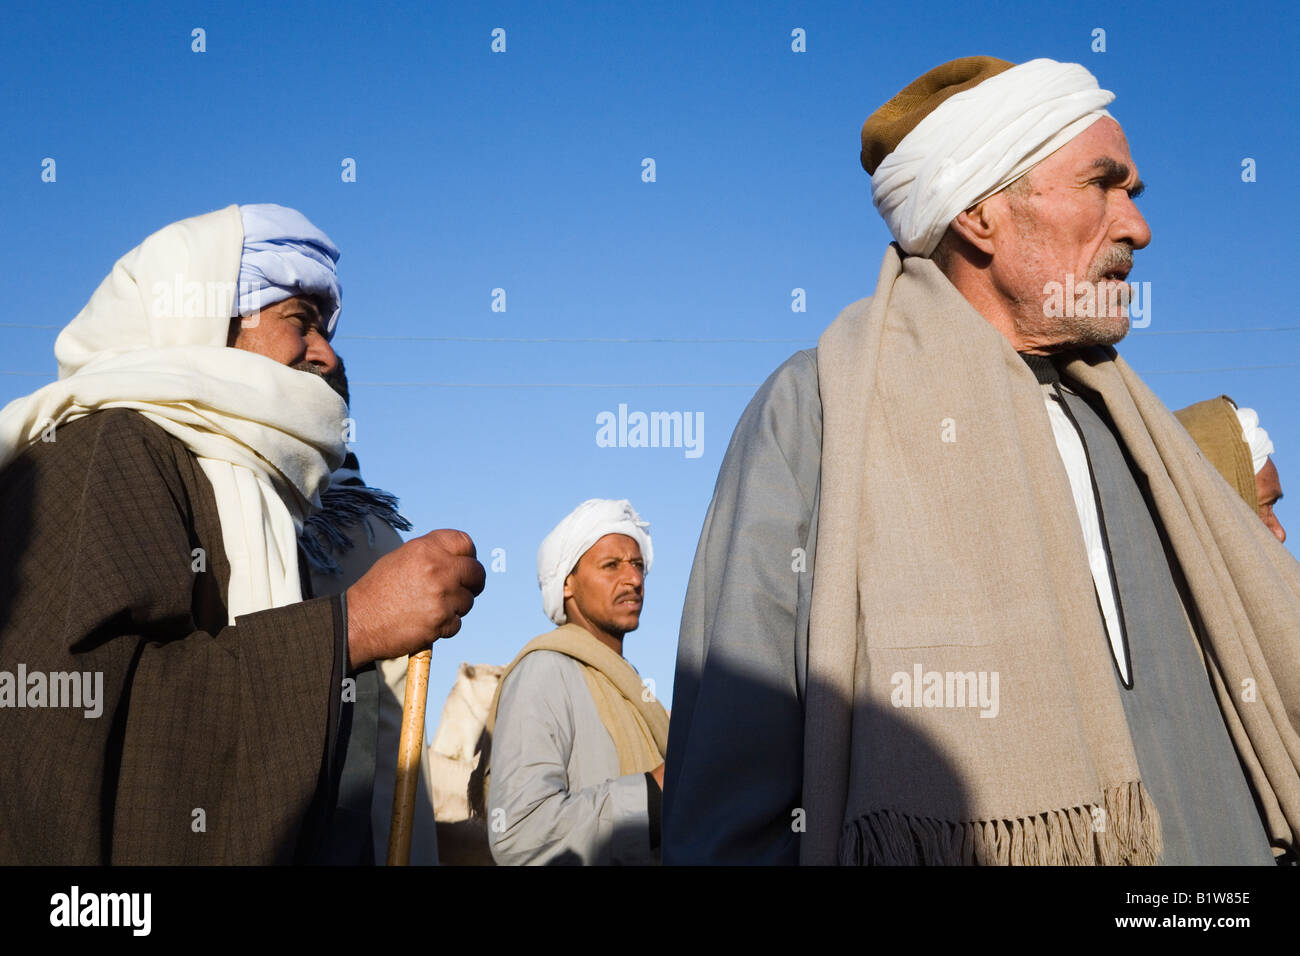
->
[948,198,1001,257]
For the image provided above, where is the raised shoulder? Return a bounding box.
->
[754,348,818,410]
[504,648,583,687]
[2,407,202,516]
[498,649,586,721]
[26,408,189,483]
[723,348,822,510]
[63,406,180,449]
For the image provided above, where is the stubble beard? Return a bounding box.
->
[293,359,349,404]
[1031,297,1130,350]
[1005,196,1133,351]
[1009,257,1132,353]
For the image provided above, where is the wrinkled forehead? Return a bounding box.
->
[575,533,644,569]
[1035,117,1140,182]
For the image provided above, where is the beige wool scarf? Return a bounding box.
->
[800,245,1300,865]
[473,623,669,814]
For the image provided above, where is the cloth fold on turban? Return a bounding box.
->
[237,203,342,336]
[869,58,1114,257]
[537,499,653,625]
[1235,406,1275,475]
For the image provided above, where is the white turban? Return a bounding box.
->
[871,58,1115,257]
[537,499,653,625]
[1234,407,1275,475]
[237,204,342,335]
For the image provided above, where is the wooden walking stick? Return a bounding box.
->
[387,646,432,865]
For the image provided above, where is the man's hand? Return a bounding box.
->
[345,529,486,669]
[651,763,665,792]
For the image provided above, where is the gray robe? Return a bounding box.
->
[487,650,658,865]
[664,348,1276,865]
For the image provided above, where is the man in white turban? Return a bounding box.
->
[1238,409,1287,545]
[665,57,1300,866]
[469,498,669,864]
[0,204,485,864]
[1175,396,1286,544]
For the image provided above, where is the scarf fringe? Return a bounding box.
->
[839,781,1162,865]
[300,483,413,575]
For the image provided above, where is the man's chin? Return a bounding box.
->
[1055,314,1129,350]
[1085,314,1130,347]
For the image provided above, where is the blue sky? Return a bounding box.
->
[2,0,1296,738]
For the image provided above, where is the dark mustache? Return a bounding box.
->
[293,358,349,404]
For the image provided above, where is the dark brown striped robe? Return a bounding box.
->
[0,408,345,864]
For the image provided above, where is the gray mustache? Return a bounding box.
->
[1094,246,1134,277]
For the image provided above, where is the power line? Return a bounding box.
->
[6,322,1300,339]
[337,335,812,344]
[345,364,1300,386]
[1136,364,1300,375]
[337,328,1300,342]
[1131,326,1300,336]
[351,382,764,390]
[0,324,813,342]
[5,365,1300,387]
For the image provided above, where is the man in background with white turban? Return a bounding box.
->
[0,204,485,864]
[469,499,669,865]
[1176,397,1286,544]
[665,57,1300,866]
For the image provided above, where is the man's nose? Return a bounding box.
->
[1113,192,1151,250]
[1268,516,1286,545]
[308,335,339,374]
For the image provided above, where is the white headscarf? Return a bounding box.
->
[0,205,347,622]
[537,499,653,625]
[871,58,1115,257]
[1234,406,1275,475]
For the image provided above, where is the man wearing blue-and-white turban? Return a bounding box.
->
[0,204,485,864]
[236,203,343,337]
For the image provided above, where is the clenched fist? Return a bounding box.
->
[345,529,487,669]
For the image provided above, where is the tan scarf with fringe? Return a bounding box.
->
[800,245,1300,865]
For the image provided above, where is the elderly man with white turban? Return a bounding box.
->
[469,499,669,865]
[665,57,1300,866]
[0,204,485,864]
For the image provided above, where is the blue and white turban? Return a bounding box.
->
[236,204,342,336]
